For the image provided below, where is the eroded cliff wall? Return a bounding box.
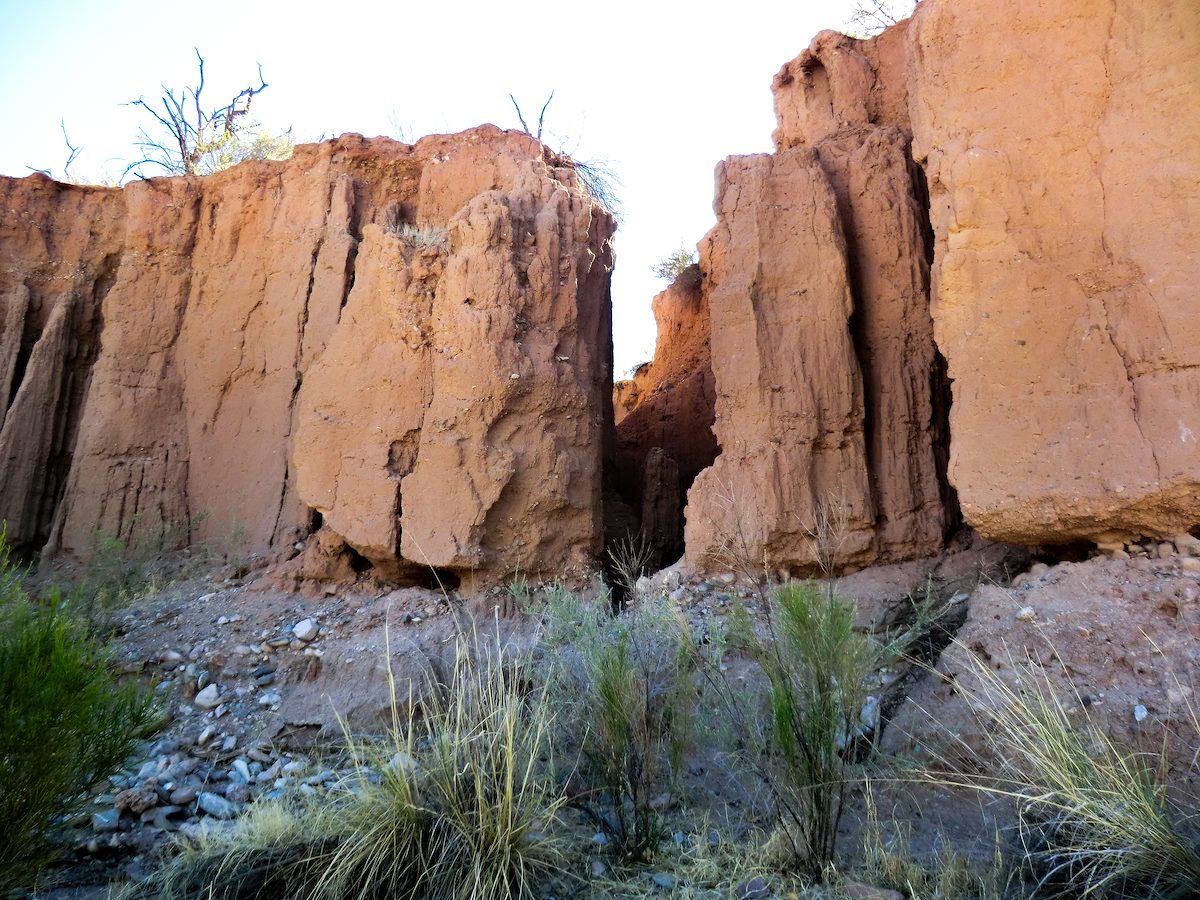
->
[682,23,955,575]
[909,0,1200,544]
[0,127,614,585]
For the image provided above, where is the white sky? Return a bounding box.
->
[0,0,873,376]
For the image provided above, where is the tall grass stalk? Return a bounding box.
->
[927,642,1200,898]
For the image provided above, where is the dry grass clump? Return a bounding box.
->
[139,630,567,900]
[929,643,1200,899]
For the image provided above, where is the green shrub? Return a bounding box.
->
[651,245,696,282]
[542,591,699,861]
[760,583,880,878]
[0,537,158,893]
[140,631,567,900]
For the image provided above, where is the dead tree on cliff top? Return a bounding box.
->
[845,0,918,37]
[123,49,269,178]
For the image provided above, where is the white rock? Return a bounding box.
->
[292,619,320,642]
[1133,704,1148,722]
[194,684,221,709]
[1015,606,1036,623]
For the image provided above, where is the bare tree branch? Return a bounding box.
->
[535,91,554,141]
[509,94,531,135]
[123,49,271,178]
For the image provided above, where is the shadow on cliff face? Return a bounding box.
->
[606,264,719,578]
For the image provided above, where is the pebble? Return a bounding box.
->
[224,782,250,804]
[650,872,675,890]
[1133,704,1148,722]
[1181,557,1200,574]
[258,691,282,707]
[590,861,607,879]
[91,809,122,832]
[591,832,609,847]
[737,877,770,900]
[231,759,252,782]
[194,684,221,709]
[169,785,197,805]
[197,791,240,820]
[1015,606,1036,623]
[293,619,320,642]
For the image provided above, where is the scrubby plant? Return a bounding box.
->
[392,222,449,249]
[605,532,654,609]
[651,245,696,282]
[935,644,1200,899]
[757,582,881,878]
[541,591,700,861]
[0,533,158,894]
[140,630,567,900]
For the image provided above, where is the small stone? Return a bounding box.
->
[1016,606,1036,623]
[197,791,239,820]
[1111,548,1130,560]
[258,691,282,707]
[736,877,770,900]
[1157,542,1175,559]
[293,619,320,642]
[1096,540,1125,554]
[1029,562,1050,576]
[1133,704,1148,722]
[194,684,221,709]
[590,860,607,880]
[221,735,237,752]
[195,725,216,747]
[169,785,197,805]
[224,782,250,804]
[388,751,419,775]
[266,637,291,649]
[114,785,159,814]
[91,809,121,832]
[695,581,714,595]
[1181,557,1200,574]
[231,759,252,783]
[254,672,275,686]
[160,649,184,665]
[669,587,687,603]
[591,832,609,846]
[650,872,675,890]
[718,572,737,585]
